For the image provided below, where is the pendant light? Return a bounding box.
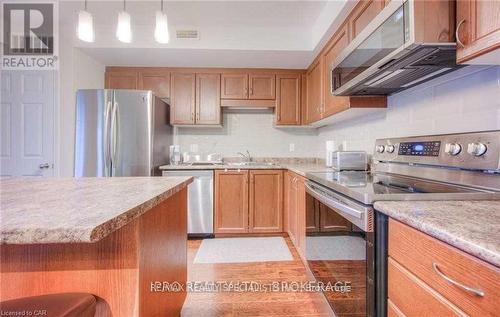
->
[77,0,94,42]
[155,0,170,44]
[116,0,132,43]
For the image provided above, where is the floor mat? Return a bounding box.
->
[193,237,293,264]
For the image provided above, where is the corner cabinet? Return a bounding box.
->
[456,0,500,64]
[275,73,302,125]
[214,169,283,235]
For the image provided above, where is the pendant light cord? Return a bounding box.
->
[160,0,164,12]
[123,0,126,11]
[84,0,87,10]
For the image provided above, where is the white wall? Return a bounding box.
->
[317,66,500,157]
[58,44,105,176]
[175,109,318,158]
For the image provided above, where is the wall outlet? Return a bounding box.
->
[190,144,199,152]
[289,143,295,152]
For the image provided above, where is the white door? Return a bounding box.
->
[1,70,55,176]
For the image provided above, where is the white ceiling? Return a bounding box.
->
[59,0,353,68]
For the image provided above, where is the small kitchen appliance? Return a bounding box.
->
[331,151,368,171]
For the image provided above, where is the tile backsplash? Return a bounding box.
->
[317,66,500,157]
[174,109,318,157]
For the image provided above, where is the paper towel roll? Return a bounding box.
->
[325,141,335,167]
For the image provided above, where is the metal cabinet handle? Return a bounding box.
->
[455,19,466,48]
[432,263,485,297]
[39,163,50,169]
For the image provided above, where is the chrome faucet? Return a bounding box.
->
[237,150,251,163]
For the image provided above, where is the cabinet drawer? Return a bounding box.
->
[389,219,500,316]
[388,258,466,316]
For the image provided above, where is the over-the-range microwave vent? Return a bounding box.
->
[350,46,462,96]
[176,29,199,40]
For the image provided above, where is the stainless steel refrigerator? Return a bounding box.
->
[74,89,172,177]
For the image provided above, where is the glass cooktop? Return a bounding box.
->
[305,171,495,204]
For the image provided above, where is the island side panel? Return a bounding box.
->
[139,187,188,316]
[0,188,188,317]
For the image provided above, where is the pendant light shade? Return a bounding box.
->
[155,10,169,44]
[116,0,131,43]
[77,10,95,42]
[116,10,132,43]
[77,0,94,42]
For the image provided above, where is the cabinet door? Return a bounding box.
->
[276,74,301,125]
[249,73,275,100]
[295,176,307,258]
[221,73,248,99]
[322,24,351,118]
[105,71,138,89]
[319,203,352,232]
[170,72,195,125]
[138,70,170,98]
[285,173,298,244]
[456,0,500,63]
[305,58,323,124]
[214,170,249,234]
[348,0,385,39]
[249,170,283,233]
[305,195,319,233]
[196,73,221,125]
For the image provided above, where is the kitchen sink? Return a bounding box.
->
[225,162,278,167]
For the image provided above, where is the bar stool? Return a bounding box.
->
[0,293,96,317]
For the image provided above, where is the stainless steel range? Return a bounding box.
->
[304,131,500,317]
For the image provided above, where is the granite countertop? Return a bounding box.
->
[0,177,192,244]
[374,201,500,267]
[159,161,334,177]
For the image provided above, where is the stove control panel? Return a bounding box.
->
[373,131,500,171]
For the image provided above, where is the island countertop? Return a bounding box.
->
[374,200,500,267]
[0,177,192,244]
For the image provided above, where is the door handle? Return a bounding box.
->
[39,163,50,169]
[432,263,484,297]
[455,19,466,48]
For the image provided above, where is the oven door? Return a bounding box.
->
[305,181,375,317]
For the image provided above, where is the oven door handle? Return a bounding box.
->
[305,183,363,219]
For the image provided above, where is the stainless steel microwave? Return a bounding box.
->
[331,0,461,96]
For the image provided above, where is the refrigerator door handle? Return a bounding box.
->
[110,102,120,171]
[104,101,112,176]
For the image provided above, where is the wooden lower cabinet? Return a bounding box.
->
[388,219,500,316]
[305,194,319,232]
[215,169,283,235]
[319,203,352,232]
[249,170,283,233]
[284,171,306,257]
[214,170,249,234]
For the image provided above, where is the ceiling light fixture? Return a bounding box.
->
[116,0,132,43]
[77,0,94,42]
[155,0,170,44]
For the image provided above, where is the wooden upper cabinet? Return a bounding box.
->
[456,0,500,63]
[170,72,196,125]
[138,70,170,98]
[196,73,221,125]
[221,73,248,99]
[276,74,301,125]
[249,73,275,100]
[305,58,324,124]
[348,0,385,39]
[322,23,351,118]
[249,170,283,233]
[214,170,249,234]
[105,70,138,89]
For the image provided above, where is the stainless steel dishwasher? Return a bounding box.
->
[163,170,213,237]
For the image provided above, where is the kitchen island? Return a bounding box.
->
[0,177,192,316]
